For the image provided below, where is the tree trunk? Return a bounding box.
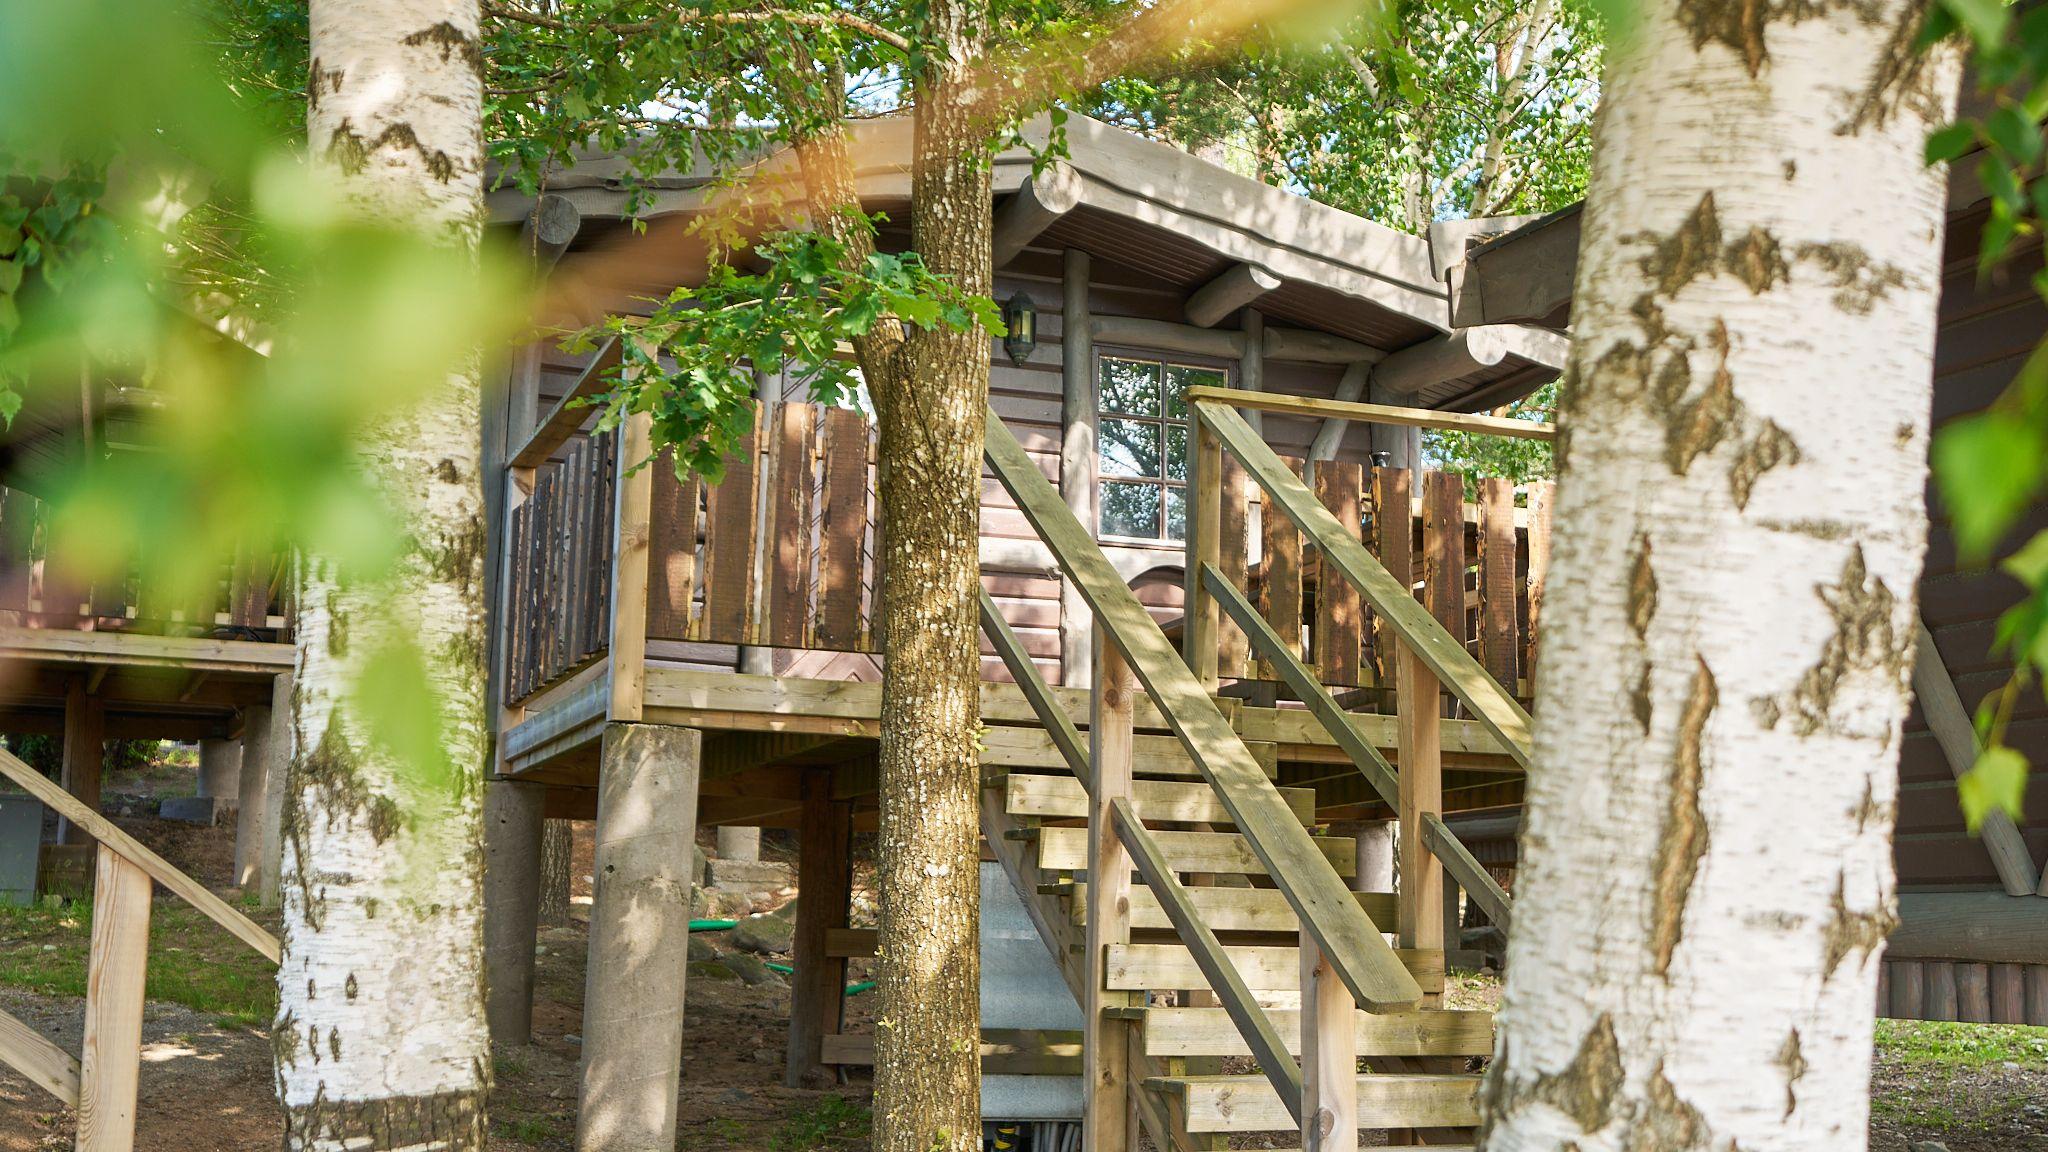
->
[280,1,491,1148]
[539,817,572,928]
[1481,6,1960,1150]
[867,18,991,1152]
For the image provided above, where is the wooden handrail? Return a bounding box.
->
[985,406,1421,1012]
[1206,561,1515,933]
[1111,797,1304,1119]
[0,1005,79,1105]
[509,337,621,470]
[1421,814,1513,931]
[0,749,281,963]
[1181,385,1555,442]
[975,591,1308,1115]
[1192,399,1535,770]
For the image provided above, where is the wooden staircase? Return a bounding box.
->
[978,390,1538,1151]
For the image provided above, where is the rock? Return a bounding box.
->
[732,914,795,955]
[692,844,710,886]
[768,897,800,923]
[688,934,719,962]
[1911,1142,1952,1152]
[159,797,231,826]
[688,959,739,981]
[705,857,793,892]
[722,952,786,987]
[751,1048,782,1064]
[564,1034,582,1046]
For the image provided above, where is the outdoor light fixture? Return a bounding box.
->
[1002,292,1037,366]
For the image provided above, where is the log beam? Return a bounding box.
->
[992,164,1084,267]
[1185,263,1282,327]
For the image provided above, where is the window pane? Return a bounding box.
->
[1102,481,1162,538]
[1101,358,1162,416]
[1165,487,1187,542]
[1101,419,1162,478]
[1165,365,1224,417]
[1165,424,1188,482]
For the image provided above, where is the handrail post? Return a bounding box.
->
[1184,414,1222,692]
[1300,932,1357,1152]
[1084,631,1137,1152]
[76,845,152,1152]
[605,409,654,722]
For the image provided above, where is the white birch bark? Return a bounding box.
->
[279,1,491,1148]
[1482,3,1960,1149]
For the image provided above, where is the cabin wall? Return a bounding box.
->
[1906,212,2048,892]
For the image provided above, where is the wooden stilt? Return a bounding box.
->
[787,765,853,1088]
[57,678,104,847]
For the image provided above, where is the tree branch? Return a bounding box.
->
[483,2,911,53]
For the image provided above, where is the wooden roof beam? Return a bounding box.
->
[991,163,1084,267]
[1372,326,1565,398]
[1184,263,1282,327]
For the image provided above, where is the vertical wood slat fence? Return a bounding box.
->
[0,749,280,1152]
[1209,457,1554,697]
[0,486,287,635]
[504,400,882,705]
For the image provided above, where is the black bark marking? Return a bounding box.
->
[329,1027,343,1063]
[1638,194,1725,297]
[1628,1061,1711,1151]
[285,1085,487,1151]
[1727,226,1789,294]
[1632,661,1655,733]
[402,21,485,74]
[1750,694,1782,730]
[345,972,359,1000]
[324,118,459,183]
[1779,545,1904,737]
[1822,872,1895,977]
[273,1006,301,1071]
[1777,1028,1806,1118]
[1729,419,1801,509]
[1515,1015,1626,1132]
[1758,517,1853,541]
[1677,0,1770,76]
[1846,0,1951,131]
[1795,242,1909,314]
[1661,333,1738,476]
[283,710,406,931]
[1652,659,1715,977]
[1628,535,1658,640]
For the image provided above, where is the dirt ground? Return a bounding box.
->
[0,806,2043,1150]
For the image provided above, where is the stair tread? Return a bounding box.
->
[1050,880,1400,934]
[1035,825,1355,877]
[1143,1072,1481,1132]
[1132,1005,1492,1058]
[1004,772,1315,824]
[1106,942,1444,995]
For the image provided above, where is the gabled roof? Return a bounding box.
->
[492,113,1566,410]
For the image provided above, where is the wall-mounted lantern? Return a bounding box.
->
[1002,292,1037,367]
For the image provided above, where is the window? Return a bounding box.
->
[1096,356,1227,542]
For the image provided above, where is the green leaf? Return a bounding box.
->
[2001,528,2048,588]
[1938,0,2012,48]
[1957,745,2029,831]
[1926,122,1978,165]
[1933,412,2047,561]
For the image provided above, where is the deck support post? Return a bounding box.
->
[576,722,701,1152]
[484,778,545,1044]
[233,672,291,906]
[1084,633,1137,1152]
[56,677,104,846]
[716,825,762,863]
[785,765,853,1088]
[195,738,241,805]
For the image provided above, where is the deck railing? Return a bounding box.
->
[0,748,280,1152]
[502,398,883,705]
[0,485,289,639]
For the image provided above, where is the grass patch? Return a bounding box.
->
[1876,1019,2048,1069]
[0,899,276,1027]
[774,1094,870,1150]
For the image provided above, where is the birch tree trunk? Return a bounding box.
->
[1482,4,1960,1150]
[278,2,491,1148]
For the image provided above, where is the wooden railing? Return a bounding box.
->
[1186,390,1532,950]
[0,748,280,1152]
[984,407,1421,1141]
[0,485,289,638]
[502,398,883,705]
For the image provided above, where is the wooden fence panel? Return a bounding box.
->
[1217,454,1250,680]
[0,489,33,620]
[1369,467,1412,694]
[703,402,764,645]
[647,445,699,642]
[815,406,868,650]
[1421,471,1465,717]
[1476,477,1518,692]
[1313,460,1363,687]
[769,402,816,648]
[1256,455,1305,680]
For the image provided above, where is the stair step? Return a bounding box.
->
[1034,826,1355,877]
[1004,773,1314,824]
[1134,1006,1492,1058]
[1105,943,1444,995]
[1143,1072,1481,1132]
[980,725,1276,780]
[1048,881,1398,934]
